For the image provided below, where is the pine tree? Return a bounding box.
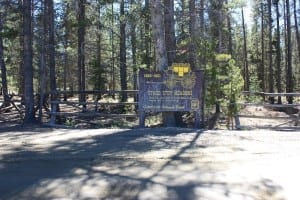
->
[23,0,36,124]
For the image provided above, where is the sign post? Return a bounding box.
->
[138,63,203,128]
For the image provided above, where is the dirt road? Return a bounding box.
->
[0,127,300,199]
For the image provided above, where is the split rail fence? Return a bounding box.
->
[237,92,300,128]
[48,90,138,126]
[1,91,299,129]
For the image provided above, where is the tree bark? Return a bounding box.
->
[63,2,71,101]
[0,16,10,107]
[110,3,116,97]
[285,0,293,104]
[165,0,184,126]
[267,0,274,104]
[37,1,46,121]
[164,0,176,66]
[209,0,225,123]
[199,0,206,128]
[254,18,261,92]
[275,0,282,104]
[78,0,86,108]
[18,0,25,97]
[150,0,168,71]
[293,0,300,65]
[23,0,36,124]
[46,0,59,118]
[260,2,265,93]
[120,0,127,103]
[150,0,175,126]
[189,0,198,69]
[242,7,249,92]
[48,0,56,97]
[144,0,151,69]
[95,0,103,99]
[130,0,138,102]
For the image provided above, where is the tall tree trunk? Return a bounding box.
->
[131,22,137,100]
[0,17,10,107]
[199,0,205,68]
[254,18,261,90]
[95,0,103,98]
[78,0,86,108]
[23,0,36,123]
[210,0,225,114]
[242,7,249,91]
[165,0,183,126]
[283,0,288,92]
[189,0,198,69]
[150,0,175,126]
[63,2,71,101]
[18,0,25,97]
[285,0,293,104]
[199,0,206,128]
[206,0,223,129]
[47,0,58,117]
[120,0,127,103]
[260,2,265,93]
[150,0,168,71]
[110,3,115,97]
[267,0,274,104]
[294,0,300,64]
[130,0,138,102]
[144,0,151,68]
[48,0,56,93]
[275,0,282,104]
[164,0,176,66]
[38,1,47,121]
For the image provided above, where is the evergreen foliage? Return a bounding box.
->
[205,54,244,119]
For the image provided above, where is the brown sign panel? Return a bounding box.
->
[139,69,203,112]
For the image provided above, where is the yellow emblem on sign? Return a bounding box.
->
[164,63,196,89]
[172,63,190,77]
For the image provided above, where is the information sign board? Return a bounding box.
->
[138,66,203,127]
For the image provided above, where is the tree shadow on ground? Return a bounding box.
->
[0,127,285,200]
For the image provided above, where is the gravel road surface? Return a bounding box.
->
[0,127,299,200]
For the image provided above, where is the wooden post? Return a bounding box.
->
[195,111,200,129]
[49,102,57,125]
[295,107,300,126]
[234,115,241,130]
[139,111,145,128]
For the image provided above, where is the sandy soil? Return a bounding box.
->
[238,105,299,129]
[1,127,300,199]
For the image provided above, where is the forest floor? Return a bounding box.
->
[233,105,299,130]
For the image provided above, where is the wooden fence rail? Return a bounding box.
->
[2,91,298,129]
[238,92,300,128]
[48,90,139,126]
[242,91,300,97]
